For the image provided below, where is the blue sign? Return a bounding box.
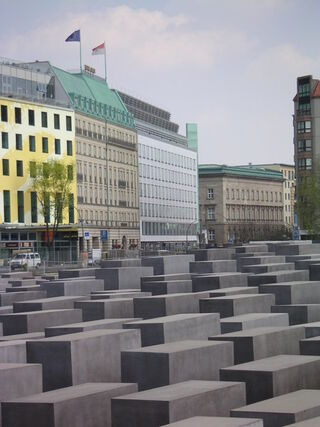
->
[100,230,108,241]
[293,227,300,241]
[84,231,90,240]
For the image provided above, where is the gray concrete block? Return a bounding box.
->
[192,273,249,292]
[75,298,134,321]
[163,417,263,426]
[1,382,137,427]
[95,266,153,290]
[248,270,309,286]
[141,255,194,275]
[8,278,36,287]
[40,278,104,297]
[288,416,320,426]
[260,281,320,304]
[190,260,237,274]
[0,306,12,314]
[6,285,42,292]
[133,292,208,319]
[121,340,234,390]
[190,248,235,261]
[111,380,246,427]
[58,268,97,278]
[209,287,259,298]
[141,273,192,285]
[0,309,82,335]
[13,296,86,313]
[221,354,320,404]
[0,340,27,362]
[0,332,44,342]
[239,255,286,268]
[231,389,320,427]
[235,245,269,253]
[242,263,294,274]
[295,258,320,270]
[141,280,192,295]
[1,271,33,279]
[200,294,275,318]
[27,328,141,391]
[309,263,320,280]
[271,304,320,325]
[275,243,320,255]
[90,291,151,299]
[301,321,320,338]
[45,318,137,337]
[300,336,320,355]
[0,323,2,336]
[100,258,141,267]
[210,326,304,364]
[221,313,289,334]
[0,291,47,306]
[123,313,220,346]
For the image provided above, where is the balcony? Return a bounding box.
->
[108,136,136,151]
[118,180,127,188]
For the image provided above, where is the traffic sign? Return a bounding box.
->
[100,230,108,241]
[84,231,90,240]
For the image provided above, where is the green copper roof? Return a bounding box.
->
[199,164,283,181]
[52,66,135,129]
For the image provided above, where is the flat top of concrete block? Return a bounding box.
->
[143,280,192,285]
[210,287,258,294]
[273,304,320,308]
[212,326,302,338]
[0,309,81,317]
[123,340,230,354]
[46,318,137,329]
[254,270,309,277]
[221,313,288,323]
[76,298,133,304]
[0,339,30,348]
[32,328,137,343]
[301,336,320,342]
[261,281,320,287]
[0,362,40,370]
[202,294,274,302]
[233,389,320,413]
[112,380,243,402]
[0,332,45,341]
[14,296,86,304]
[124,313,219,325]
[194,273,243,278]
[5,382,136,403]
[301,321,320,328]
[136,293,197,300]
[289,416,320,426]
[163,417,263,426]
[222,354,320,372]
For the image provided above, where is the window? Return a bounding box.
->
[54,114,60,129]
[207,207,215,220]
[208,229,215,241]
[67,140,73,156]
[42,137,48,153]
[297,120,311,133]
[16,160,23,177]
[298,158,312,170]
[66,116,72,131]
[31,192,37,223]
[41,111,48,128]
[1,105,8,122]
[16,134,22,150]
[67,165,73,180]
[15,107,21,124]
[298,139,312,152]
[28,109,35,126]
[2,132,8,148]
[55,139,61,154]
[298,82,310,97]
[29,161,36,178]
[207,188,214,199]
[69,194,74,223]
[29,135,35,152]
[2,159,9,176]
[17,191,24,223]
[3,190,10,222]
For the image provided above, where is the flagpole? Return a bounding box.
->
[79,29,82,72]
[104,41,107,83]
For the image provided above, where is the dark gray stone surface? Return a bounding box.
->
[260,281,320,304]
[141,280,192,295]
[13,296,86,313]
[192,273,249,292]
[248,270,309,286]
[141,255,195,275]
[271,304,320,325]
[75,298,134,321]
[95,267,153,290]
[190,260,237,274]
[162,417,263,426]
[0,291,47,306]
[220,313,289,334]
[40,278,104,297]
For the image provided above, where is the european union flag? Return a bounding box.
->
[65,30,80,42]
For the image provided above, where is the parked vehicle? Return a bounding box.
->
[10,252,41,270]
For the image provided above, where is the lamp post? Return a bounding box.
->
[75,207,86,262]
[185,220,198,252]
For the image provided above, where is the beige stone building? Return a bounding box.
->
[199,165,284,246]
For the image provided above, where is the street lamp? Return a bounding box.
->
[75,207,86,261]
[186,220,198,252]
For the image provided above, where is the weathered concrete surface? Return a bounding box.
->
[241,263,294,274]
[275,243,320,255]
[58,268,97,278]
[189,248,235,261]
[40,278,104,297]
[220,313,289,334]
[190,260,237,274]
[111,380,246,427]
[123,313,220,346]
[121,340,233,390]
[0,309,83,335]
[13,296,86,313]
[231,389,320,427]
[45,318,137,337]
[209,287,259,298]
[300,336,320,355]
[200,294,275,318]
[163,417,263,426]
[141,280,192,295]
[0,340,28,363]
[248,270,309,286]
[0,291,47,306]
[90,291,151,299]
[100,258,141,268]
[141,273,192,285]
[260,281,320,304]
[75,298,134,321]
[271,304,320,325]
[221,354,320,403]
[27,328,141,390]
[141,255,195,275]
[192,273,249,292]
[95,267,154,290]
[210,326,304,363]
[300,321,320,338]
[0,332,44,342]
[1,382,137,427]
[235,245,269,253]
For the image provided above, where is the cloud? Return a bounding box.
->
[2,5,255,72]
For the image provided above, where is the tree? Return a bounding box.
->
[296,173,320,237]
[30,160,74,246]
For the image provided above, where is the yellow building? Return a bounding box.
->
[0,95,77,254]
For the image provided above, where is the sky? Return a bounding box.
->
[1,0,320,166]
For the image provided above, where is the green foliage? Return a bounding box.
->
[29,160,74,245]
[296,174,320,237]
